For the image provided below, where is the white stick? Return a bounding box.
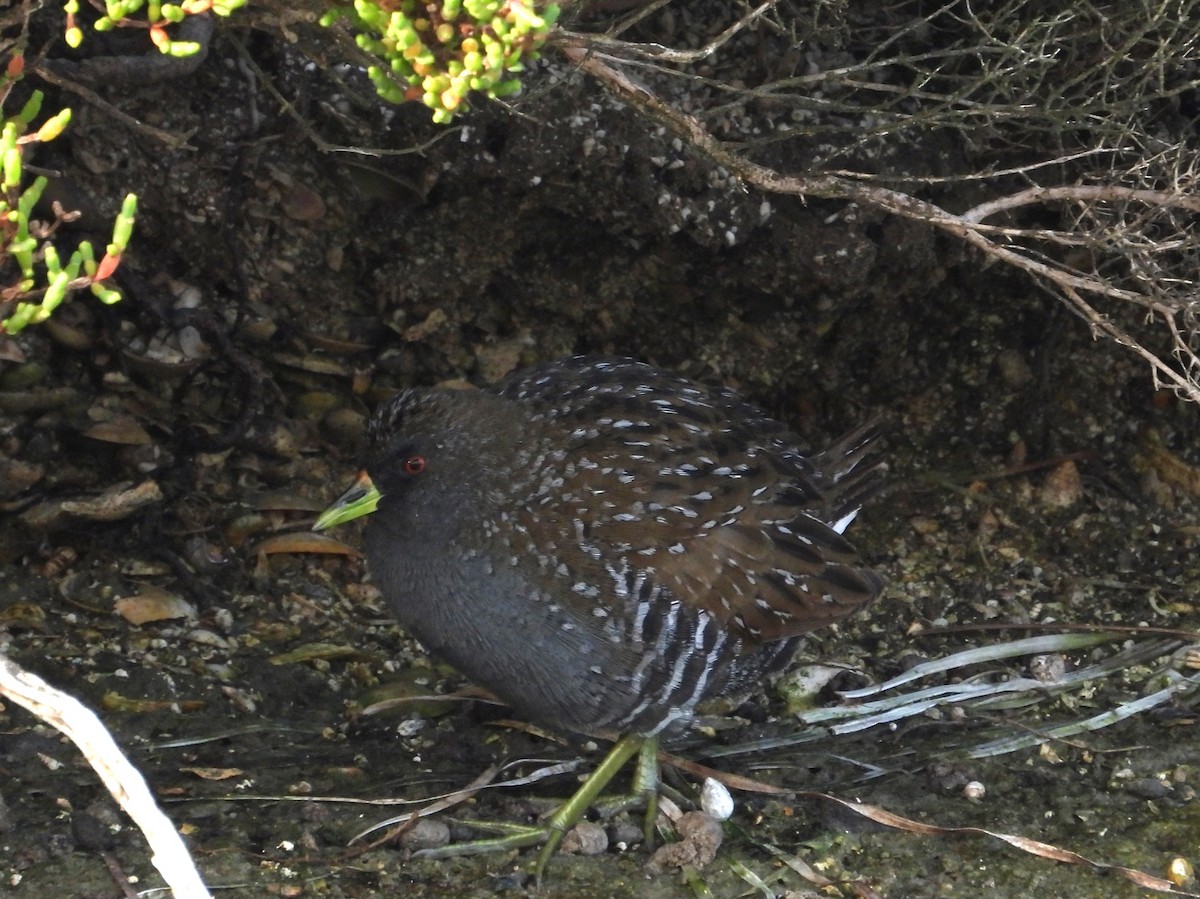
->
[0,654,212,899]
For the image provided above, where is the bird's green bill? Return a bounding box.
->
[313,471,380,531]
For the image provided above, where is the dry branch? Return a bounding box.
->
[556,0,1200,402]
[0,654,213,899]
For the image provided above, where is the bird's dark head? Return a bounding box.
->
[316,386,538,542]
[367,388,486,505]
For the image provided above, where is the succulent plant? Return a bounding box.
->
[322,1,561,123]
[0,55,136,334]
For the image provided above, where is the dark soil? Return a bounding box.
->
[1,3,1198,898]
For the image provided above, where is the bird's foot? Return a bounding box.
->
[413,733,660,883]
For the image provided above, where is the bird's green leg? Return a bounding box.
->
[531,733,647,880]
[414,733,651,883]
[632,735,660,846]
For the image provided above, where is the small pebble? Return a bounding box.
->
[608,820,643,850]
[996,349,1034,387]
[561,821,608,855]
[323,407,368,445]
[700,777,734,821]
[1169,857,1194,887]
[962,781,986,802]
[71,812,115,852]
[491,871,533,891]
[1040,459,1084,508]
[646,811,723,872]
[1126,777,1173,801]
[1029,653,1066,683]
[930,761,970,792]
[398,817,451,851]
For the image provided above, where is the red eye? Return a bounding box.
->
[402,455,426,475]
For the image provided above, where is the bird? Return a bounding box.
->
[315,355,885,876]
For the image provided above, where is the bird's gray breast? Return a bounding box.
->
[366,523,650,735]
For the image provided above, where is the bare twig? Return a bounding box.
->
[559,0,780,63]
[558,36,1200,403]
[28,62,196,151]
[962,185,1200,223]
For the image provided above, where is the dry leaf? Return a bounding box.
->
[253,531,362,557]
[115,586,196,625]
[102,692,206,713]
[179,767,245,781]
[270,642,371,665]
[84,416,154,445]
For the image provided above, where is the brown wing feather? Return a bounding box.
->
[499,357,883,647]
